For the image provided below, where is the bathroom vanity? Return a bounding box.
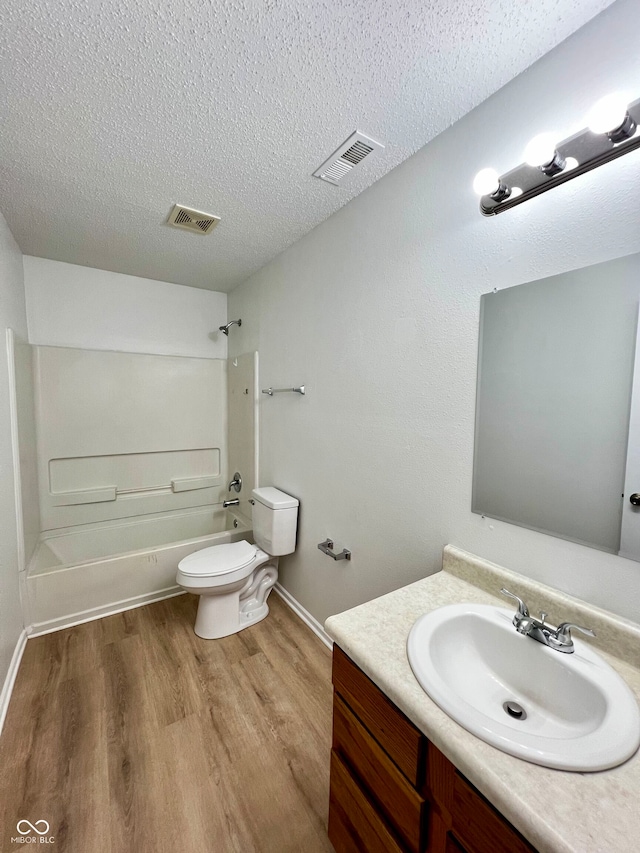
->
[329,644,535,852]
[325,546,640,853]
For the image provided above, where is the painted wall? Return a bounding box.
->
[24,256,228,359]
[229,0,640,625]
[0,211,27,699]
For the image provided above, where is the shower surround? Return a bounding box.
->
[9,338,257,632]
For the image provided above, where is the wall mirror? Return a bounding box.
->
[473,251,640,561]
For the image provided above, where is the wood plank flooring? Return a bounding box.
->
[0,594,335,853]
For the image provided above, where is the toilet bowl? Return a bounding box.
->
[176,487,299,639]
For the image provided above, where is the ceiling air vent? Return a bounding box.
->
[313,131,384,186]
[167,204,221,235]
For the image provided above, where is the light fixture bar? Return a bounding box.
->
[479,97,640,216]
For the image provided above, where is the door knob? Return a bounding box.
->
[630,493,640,506]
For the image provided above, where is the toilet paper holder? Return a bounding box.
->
[318,538,351,561]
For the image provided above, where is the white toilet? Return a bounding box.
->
[176,487,299,639]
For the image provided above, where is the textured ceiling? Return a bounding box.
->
[0,0,614,292]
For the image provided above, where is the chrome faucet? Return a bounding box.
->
[500,588,595,654]
[223,498,240,508]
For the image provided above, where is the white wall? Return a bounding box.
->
[24,257,228,359]
[229,0,640,625]
[0,211,27,697]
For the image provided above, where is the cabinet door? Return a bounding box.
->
[451,773,537,853]
[445,835,467,853]
[426,742,537,853]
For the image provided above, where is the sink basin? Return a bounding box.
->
[407,603,640,771]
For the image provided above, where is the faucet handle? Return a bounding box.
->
[228,471,242,493]
[500,588,530,618]
[554,622,596,645]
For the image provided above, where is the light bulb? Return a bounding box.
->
[524,133,559,168]
[473,168,501,196]
[588,93,629,134]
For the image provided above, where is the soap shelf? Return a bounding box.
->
[50,474,222,506]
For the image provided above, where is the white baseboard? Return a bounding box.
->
[28,586,186,638]
[0,628,28,737]
[274,583,333,650]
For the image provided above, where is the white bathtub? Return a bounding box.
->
[26,506,252,632]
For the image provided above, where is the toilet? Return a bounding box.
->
[176,487,299,639]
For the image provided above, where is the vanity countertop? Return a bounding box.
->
[324,545,640,853]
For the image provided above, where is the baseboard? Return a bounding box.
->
[28,586,186,638]
[0,629,28,737]
[274,583,333,650]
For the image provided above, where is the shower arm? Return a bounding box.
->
[219,319,242,336]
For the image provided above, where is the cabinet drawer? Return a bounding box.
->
[333,695,428,853]
[329,750,405,853]
[452,773,537,853]
[332,645,426,787]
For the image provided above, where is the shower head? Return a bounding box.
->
[219,319,242,336]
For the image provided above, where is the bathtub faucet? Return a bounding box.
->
[223,498,240,508]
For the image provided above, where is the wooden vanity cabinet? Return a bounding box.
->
[328,646,538,853]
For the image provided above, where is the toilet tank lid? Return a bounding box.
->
[252,487,299,510]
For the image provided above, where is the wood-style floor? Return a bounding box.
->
[0,594,335,853]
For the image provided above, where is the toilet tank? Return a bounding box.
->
[251,487,299,556]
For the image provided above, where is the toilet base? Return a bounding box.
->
[193,560,278,639]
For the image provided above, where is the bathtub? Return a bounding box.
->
[26,506,252,632]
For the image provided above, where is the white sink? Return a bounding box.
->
[407,603,640,771]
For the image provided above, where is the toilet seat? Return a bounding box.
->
[178,540,257,577]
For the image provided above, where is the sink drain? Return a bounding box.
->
[503,700,527,720]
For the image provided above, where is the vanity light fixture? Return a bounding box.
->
[474,93,640,216]
[472,168,511,201]
[587,93,637,141]
[523,133,565,176]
